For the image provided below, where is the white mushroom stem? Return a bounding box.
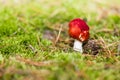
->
[73,39,83,53]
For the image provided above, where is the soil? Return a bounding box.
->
[83,39,103,55]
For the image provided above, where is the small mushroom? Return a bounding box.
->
[68,18,90,53]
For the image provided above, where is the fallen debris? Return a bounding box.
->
[83,39,103,55]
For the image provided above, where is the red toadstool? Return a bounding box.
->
[69,18,90,53]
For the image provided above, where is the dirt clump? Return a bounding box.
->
[83,39,103,55]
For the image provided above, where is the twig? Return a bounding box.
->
[99,37,112,56]
[36,34,41,46]
[106,41,119,48]
[43,48,57,60]
[16,56,53,67]
[54,24,63,45]
[28,44,37,53]
[96,29,112,33]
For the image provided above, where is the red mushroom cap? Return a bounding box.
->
[69,18,89,42]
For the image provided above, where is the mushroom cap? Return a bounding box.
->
[69,18,89,42]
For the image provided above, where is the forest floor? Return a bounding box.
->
[0,0,120,80]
